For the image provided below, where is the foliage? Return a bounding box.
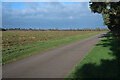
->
[0,28,6,31]
[5,28,108,31]
[90,1,120,36]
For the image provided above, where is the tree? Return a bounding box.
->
[89,1,120,36]
[0,28,6,31]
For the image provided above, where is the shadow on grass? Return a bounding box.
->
[72,32,120,79]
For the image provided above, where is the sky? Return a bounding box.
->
[2,2,107,29]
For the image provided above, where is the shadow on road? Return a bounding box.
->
[98,33,107,38]
[72,32,120,79]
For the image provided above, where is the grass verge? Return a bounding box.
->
[67,32,120,79]
[2,32,102,65]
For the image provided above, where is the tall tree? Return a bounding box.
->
[89,1,120,36]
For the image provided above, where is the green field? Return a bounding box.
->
[68,32,120,79]
[2,31,103,65]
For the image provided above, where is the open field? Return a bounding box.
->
[68,32,120,79]
[2,31,102,48]
[2,31,103,64]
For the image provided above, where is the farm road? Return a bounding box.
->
[3,33,106,78]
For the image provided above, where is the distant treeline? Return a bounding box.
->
[0,28,109,31]
[0,28,6,31]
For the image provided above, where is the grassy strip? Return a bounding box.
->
[2,32,102,65]
[67,32,120,79]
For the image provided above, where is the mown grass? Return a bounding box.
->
[2,31,102,65]
[67,32,120,79]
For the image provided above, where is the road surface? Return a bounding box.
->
[3,33,106,78]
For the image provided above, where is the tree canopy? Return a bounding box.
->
[89,1,120,36]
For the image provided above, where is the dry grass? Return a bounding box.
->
[2,31,98,48]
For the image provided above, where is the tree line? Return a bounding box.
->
[0,28,108,31]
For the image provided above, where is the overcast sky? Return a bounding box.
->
[2,2,107,29]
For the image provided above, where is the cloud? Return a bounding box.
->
[69,16,73,19]
[2,2,104,29]
[3,0,90,2]
[3,2,89,18]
